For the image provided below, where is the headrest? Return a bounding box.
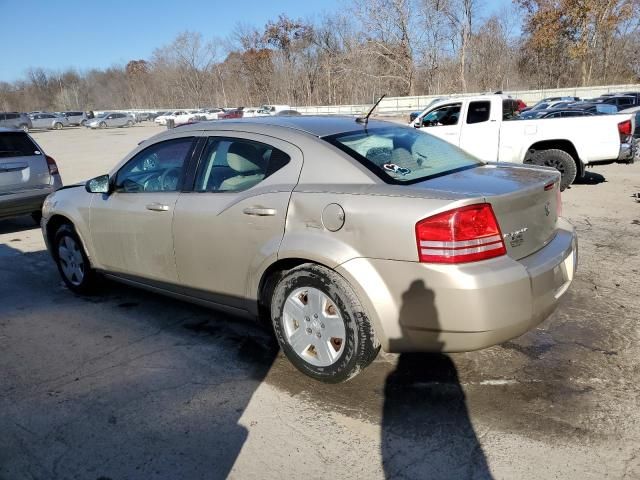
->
[227,143,265,173]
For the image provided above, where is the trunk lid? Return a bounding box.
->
[408,163,561,260]
[0,131,50,195]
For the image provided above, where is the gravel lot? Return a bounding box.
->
[1,124,639,479]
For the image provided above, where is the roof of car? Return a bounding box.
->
[175,115,398,137]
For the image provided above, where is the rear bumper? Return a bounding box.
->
[617,141,635,164]
[0,188,53,219]
[336,218,577,353]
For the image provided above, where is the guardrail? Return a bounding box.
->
[292,83,640,116]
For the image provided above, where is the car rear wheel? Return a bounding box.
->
[20,124,29,132]
[81,119,87,126]
[529,149,577,191]
[99,122,107,129]
[53,224,98,294]
[53,122,63,130]
[271,264,380,383]
[126,120,134,127]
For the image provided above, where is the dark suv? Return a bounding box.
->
[0,112,32,132]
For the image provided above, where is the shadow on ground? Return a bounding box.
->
[574,171,606,185]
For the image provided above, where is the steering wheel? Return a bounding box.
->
[160,167,181,191]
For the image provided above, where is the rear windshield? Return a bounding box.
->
[0,132,40,158]
[324,126,482,184]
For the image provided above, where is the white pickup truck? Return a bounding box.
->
[410,94,635,189]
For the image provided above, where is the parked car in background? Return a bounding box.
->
[591,95,638,111]
[563,102,619,114]
[154,110,194,126]
[63,111,88,126]
[41,116,577,383]
[85,112,134,129]
[220,109,244,120]
[29,113,70,130]
[519,108,595,120]
[410,94,635,189]
[0,112,32,132]
[275,109,301,116]
[521,97,581,113]
[0,128,62,223]
[257,105,291,116]
[241,107,262,118]
[198,108,225,120]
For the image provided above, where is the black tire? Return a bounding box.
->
[80,119,87,126]
[99,122,107,129]
[53,122,63,130]
[53,224,99,294]
[271,263,380,383]
[529,149,577,191]
[20,124,29,132]
[126,120,134,127]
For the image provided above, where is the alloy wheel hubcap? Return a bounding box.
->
[282,287,346,367]
[58,236,85,286]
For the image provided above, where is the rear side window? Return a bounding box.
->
[195,137,290,192]
[0,132,40,158]
[467,101,491,124]
[325,126,482,184]
[5,113,19,120]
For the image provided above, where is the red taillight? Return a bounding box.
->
[556,182,562,217]
[415,203,506,264]
[618,119,632,137]
[45,155,59,175]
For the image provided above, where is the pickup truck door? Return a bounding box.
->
[415,102,462,145]
[458,100,500,161]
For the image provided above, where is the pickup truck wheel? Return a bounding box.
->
[530,149,577,191]
[53,224,99,294]
[271,264,380,383]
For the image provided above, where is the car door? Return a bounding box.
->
[31,114,45,129]
[89,134,198,283]
[173,133,303,310]
[416,102,462,145]
[458,100,499,161]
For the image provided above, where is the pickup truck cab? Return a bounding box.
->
[410,94,635,189]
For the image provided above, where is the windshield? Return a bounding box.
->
[324,126,483,184]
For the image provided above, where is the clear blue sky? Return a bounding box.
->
[0,0,513,82]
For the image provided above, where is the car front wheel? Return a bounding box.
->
[271,264,380,383]
[53,224,99,294]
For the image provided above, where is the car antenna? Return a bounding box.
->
[356,94,386,124]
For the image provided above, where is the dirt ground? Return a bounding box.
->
[1,123,639,479]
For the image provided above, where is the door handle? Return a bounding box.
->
[243,206,277,216]
[146,203,169,212]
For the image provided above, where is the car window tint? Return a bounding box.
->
[195,137,290,192]
[325,126,482,184]
[0,132,40,158]
[115,137,195,193]
[467,101,491,124]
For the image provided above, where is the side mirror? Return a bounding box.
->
[85,174,111,194]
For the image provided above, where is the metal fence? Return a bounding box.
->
[292,83,640,116]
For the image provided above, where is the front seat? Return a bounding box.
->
[219,142,267,191]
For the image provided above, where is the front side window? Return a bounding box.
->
[466,101,491,124]
[421,103,461,127]
[325,126,482,184]
[115,137,195,193]
[195,137,290,192]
